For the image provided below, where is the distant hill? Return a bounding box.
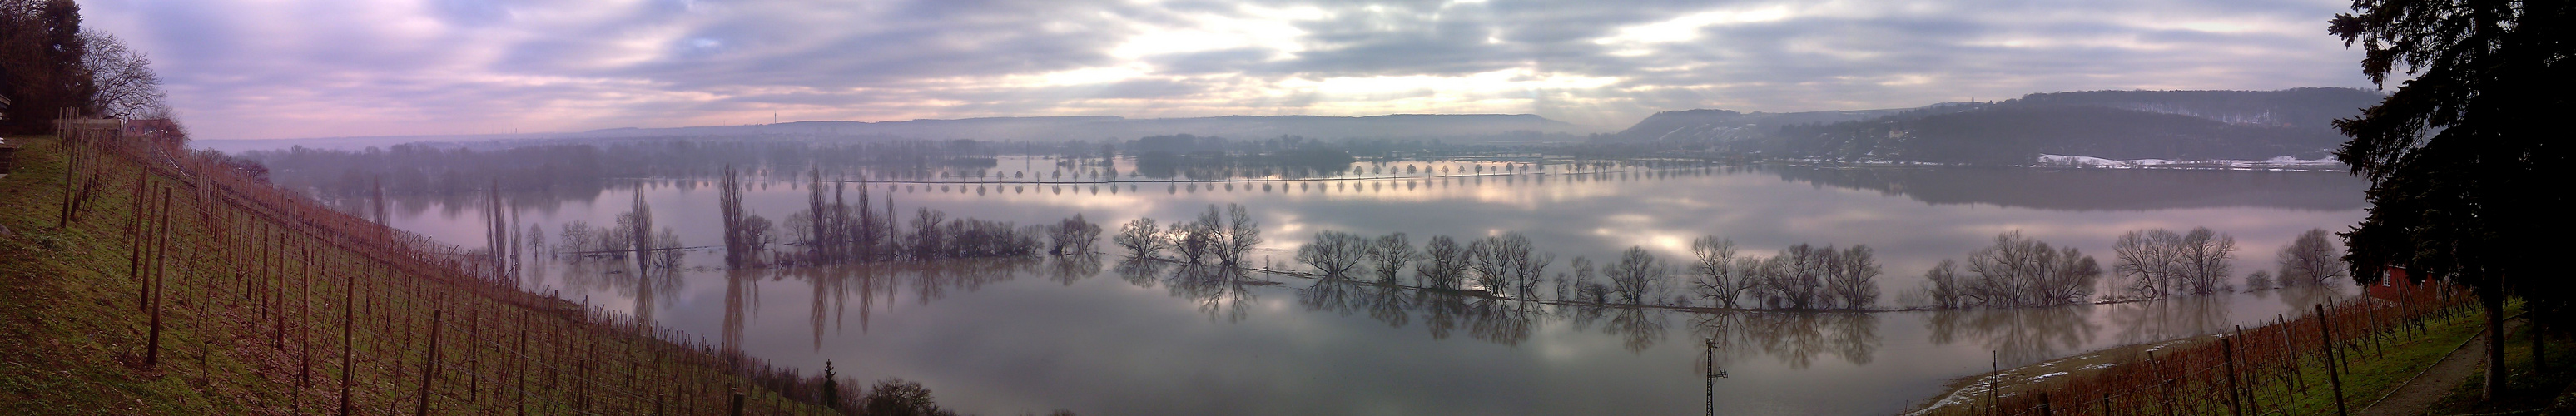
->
[1605,108,1909,142]
[1630,87,2385,165]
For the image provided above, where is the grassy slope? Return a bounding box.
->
[1910,298,2494,415]
[2424,314,2576,413]
[0,135,834,414]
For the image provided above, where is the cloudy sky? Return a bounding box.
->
[80,0,2376,140]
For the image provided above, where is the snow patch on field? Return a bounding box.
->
[2037,154,2345,170]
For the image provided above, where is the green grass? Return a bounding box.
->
[2260,305,2487,414]
[2421,313,2576,414]
[1911,297,2493,415]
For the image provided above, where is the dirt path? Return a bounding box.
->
[2360,318,2524,415]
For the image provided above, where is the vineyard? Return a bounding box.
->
[0,123,844,414]
[1915,283,2479,415]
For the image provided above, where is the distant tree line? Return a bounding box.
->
[1244,225,1889,310]
[1904,226,2354,310]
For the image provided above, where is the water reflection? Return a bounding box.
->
[1928,305,2099,367]
[1164,264,1259,323]
[556,254,685,324]
[2103,296,2233,345]
[1692,312,1882,369]
[1765,166,2366,211]
[385,161,2375,415]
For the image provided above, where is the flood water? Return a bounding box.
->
[373,164,2366,415]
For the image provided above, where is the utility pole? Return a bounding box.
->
[1705,336,1728,416]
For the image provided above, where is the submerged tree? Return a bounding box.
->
[1605,246,1665,305]
[1415,235,1472,290]
[1823,245,1882,309]
[1047,214,1103,255]
[2275,228,2347,287]
[1218,204,1261,267]
[1364,232,1419,284]
[1938,231,2101,308]
[1295,230,1369,279]
[1113,217,1165,258]
[1690,236,1747,309]
[2112,227,2237,297]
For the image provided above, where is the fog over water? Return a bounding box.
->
[375,164,2365,415]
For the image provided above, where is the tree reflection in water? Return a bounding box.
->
[1165,264,1258,323]
[1363,285,1412,329]
[1928,305,2099,367]
[1298,277,1360,317]
[1047,253,1104,286]
[1113,257,1166,289]
[558,252,684,324]
[710,253,1898,369]
[1689,312,1881,368]
[2103,295,2233,345]
[1602,306,1667,353]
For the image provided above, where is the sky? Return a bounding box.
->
[78,0,2380,141]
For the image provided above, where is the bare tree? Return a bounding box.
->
[1690,236,1745,308]
[1171,207,1219,264]
[2113,229,2185,298]
[1295,230,1368,278]
[1921,259,1967,309]
[1823,245,1882,309]
[2276,228,2348,286]
[2175,227,2237,295]
[1216,204,1260,266]
[1415,235,1471,290]
[906,208,947,260]
[1364,233,1418,284]
[2112,227,2233,296]
[1606,246,1665,305]
[1769,245,1830,310]
[1566,256,1606,304]
[80,32,166,119]
[1467,233,1550,297]
[1113,217,1164,258]
[1047,214,1102,255]
[1955,231,2101,308]
[2245,270,2276,290]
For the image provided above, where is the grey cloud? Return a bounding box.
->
[83,0,2370,139]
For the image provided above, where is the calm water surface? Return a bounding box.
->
[377,165,2365,415]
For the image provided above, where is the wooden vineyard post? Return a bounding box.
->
[2316,304,2349,416]
[126,176,146,311]
[418,310,443,415]
[2221,337,2243,416]
[340,251,356,416]
[299,245,314,388]
[145,189,171,367]
[516,329,527,415]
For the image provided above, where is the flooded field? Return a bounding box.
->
[370,164,2365,415]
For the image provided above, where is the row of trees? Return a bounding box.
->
[1686,238,1884,310]
[1273,230,1889,310]
[1111,204,1263,266]
[1919,231,2102,309]
[1911,227,2355,310]
[2112,227,2239,297]
[548,191,685,271]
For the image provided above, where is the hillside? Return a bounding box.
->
[1603,108,1909,142]
[0,131,846,414]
